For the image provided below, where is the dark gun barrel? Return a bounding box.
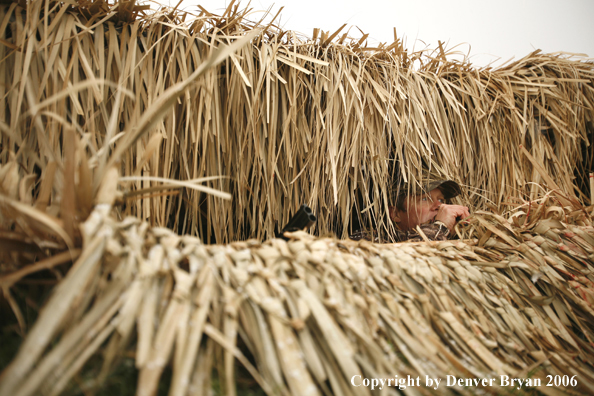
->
[276,204,316,239]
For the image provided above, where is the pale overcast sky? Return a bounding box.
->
[158,0,594,67]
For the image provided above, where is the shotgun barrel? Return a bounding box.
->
[276,204,316,239]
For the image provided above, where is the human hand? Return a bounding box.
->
[434,204,470,232]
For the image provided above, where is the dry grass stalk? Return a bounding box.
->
[2,188,594,395]
[1,2,594,394]
[0,0,592,247]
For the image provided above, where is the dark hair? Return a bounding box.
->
[395,193,407,212]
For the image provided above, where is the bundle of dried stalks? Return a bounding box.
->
[2,183,594,396]
[1,2,594,393]
[0,0,592,246]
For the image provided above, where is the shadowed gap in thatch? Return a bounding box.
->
[1,0,593,244]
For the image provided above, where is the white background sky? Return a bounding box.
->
[158,0,594,68]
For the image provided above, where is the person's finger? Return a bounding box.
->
[457,207,470,221]
[453,205,469,216]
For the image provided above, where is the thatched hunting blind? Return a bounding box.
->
[1,1,594,395]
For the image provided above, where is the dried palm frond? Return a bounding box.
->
[2,187,594,396]
[1,2,594,394]
[0,0,592,245]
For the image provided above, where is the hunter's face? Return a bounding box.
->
[397,188,445,231]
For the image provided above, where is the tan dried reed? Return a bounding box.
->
[2,2,594,395]
[2,186,594,396]
[0,0,592,246]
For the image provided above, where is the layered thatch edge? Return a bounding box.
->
[2,185,594,396]
[1,1,594,395]
[0,0,592,246]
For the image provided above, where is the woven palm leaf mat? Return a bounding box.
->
[2,193,594,396]
[1,2,594,394]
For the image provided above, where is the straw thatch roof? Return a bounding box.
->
[1,0,594,395]
[0,0,592,244]
[3,185,594,396]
